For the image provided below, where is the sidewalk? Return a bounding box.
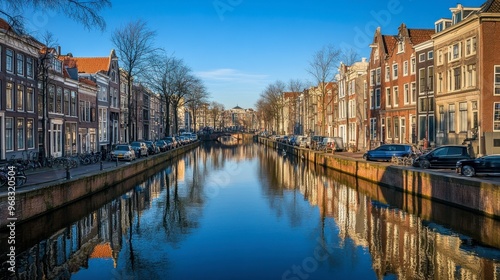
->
[19,159,133,190]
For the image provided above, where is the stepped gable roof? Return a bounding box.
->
[407,28,434,45]
[480,0,500,12]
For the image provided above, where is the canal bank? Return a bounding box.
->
[258,137,500,219]
[0,142,200,228]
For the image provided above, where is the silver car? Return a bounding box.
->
[110,144,136,161]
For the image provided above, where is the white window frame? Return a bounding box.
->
[494,66,500,95]
[404,83,409,104]
[393,86,399,107]
[392,63,398,80]
[494,102,500,131]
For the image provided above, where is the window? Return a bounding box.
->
[6,49,13,72]
[386,87,391,107]
[51,58,62,73]
[398,40,404,53]
[495,66,500,95]
[6,82,13,110]
[459,102,467,132]
[438,72,443,93]
[385,65,390,81]
[393,86,399,107]
[410,57,416,74]
[404,83,409,104]
[495,103,500,131]
[454,67,461,90]
[370,118,377,140]
[466,64,476,88]
[17,118,24,150]
[16,53,24,76]
[450,43,461,61]
[403,61,408,76]
[449,104,456,132]
[6,118,13,151]
[411,82,417,104]
[26,57,34,78]
[27,119,34,149]
[392,63,398,79]
[26,87,34,112]
[56,87,63,114]
[17,84,24,111]
[375,88,381,108]
[376,68,381,85]
[370,70,375,86]
[439,105,445,132]
[370,90,374,109]
[437,49,443,65]
[394,117,399,139]
[48,85,55,113]
[99,107,108,141]
[71,91,77,116]
[427,66,434,91]
[98,85,108,101]
[428,51,434,60]
[64,89,70,115]
[419,68,426,93]
[419,53,426,62]
[466,37,477,56]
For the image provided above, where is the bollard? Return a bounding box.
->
[100,160,103,171]
[66,165,70,180]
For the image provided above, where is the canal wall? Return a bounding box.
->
[0,142,199,228]
[259,137,500,219]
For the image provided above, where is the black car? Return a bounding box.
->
[413,145,471,169]
[456,155,500,177]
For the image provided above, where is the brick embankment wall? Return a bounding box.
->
[258,137,500,219]
[0,142,199,228]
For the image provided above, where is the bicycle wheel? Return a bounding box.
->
[0,174,7,187]
[16,175,27,186]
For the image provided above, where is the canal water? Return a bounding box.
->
[2,142,500,279]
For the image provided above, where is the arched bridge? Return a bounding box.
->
[200,132,244,142]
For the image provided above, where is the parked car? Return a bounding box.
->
[297,136,310,148]
[110,144,136,161]
[130,141,148,158]
[363,144,413,161]
[163,137,178,148]
[155,140,168,152]
[144,141,159,155]
[413,145,472,169]
[456,154,500,177]
[311,135,325,150]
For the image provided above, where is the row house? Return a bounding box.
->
[414,39,435,148]
[336,58,369,151]
[368,25,434,148]
[283,91,300,135]
[40,48,79,158]
[303,82,337,137]
[432,1,500,155]
[131,83,145,140]
[0,19,41,160]
[119,70,130,143]
[66,50,120,153]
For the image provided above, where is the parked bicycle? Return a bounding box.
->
[0,164,27,187]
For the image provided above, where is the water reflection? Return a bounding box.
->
[1,143,499,279]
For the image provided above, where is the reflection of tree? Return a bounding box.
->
[162,151,206,246]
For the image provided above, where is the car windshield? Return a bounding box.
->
[131,142,141,146]
[115,145,129,151]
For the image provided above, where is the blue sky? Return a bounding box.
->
[21,0,485,109]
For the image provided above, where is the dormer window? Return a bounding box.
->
[51,58,62,73]
[453,11,462,24]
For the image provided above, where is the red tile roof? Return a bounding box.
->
[408,29,434,45]
[0,18,12,31]
[79,77,97,87]
[382,35,397,55]
[70,57,110,74]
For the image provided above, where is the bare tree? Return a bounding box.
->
[208,101,224,130]
[257,81,286,134]
[111,19,157,141]
[288,79,306,134]
[168,62,196,134]
[37,32,58,161]
[1,0,110,33]
[307,44,342,135]
[185,78,210,132]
